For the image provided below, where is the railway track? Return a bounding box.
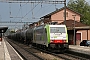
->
[6,38,60,60]
[6,38,90,60]
[50,52,90,60]
[6,38,45,60]
[36,45,90,60]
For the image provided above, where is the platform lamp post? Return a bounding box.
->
[72,15,76,45]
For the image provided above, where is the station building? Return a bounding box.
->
[29,7,90,45]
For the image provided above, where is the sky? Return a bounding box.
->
[0,0,89,29]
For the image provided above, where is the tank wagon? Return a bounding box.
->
[26,28,33,45]
[20,30,27,43]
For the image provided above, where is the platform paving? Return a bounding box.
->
[69,45,90,55]
[0,38,23,60]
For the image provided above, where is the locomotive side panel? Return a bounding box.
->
[33,25,48,46]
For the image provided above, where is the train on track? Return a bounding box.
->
[7,24,69,52]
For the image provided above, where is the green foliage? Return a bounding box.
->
[10,30,15,33]
[67,0,90,25]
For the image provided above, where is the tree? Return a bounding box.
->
[67,0,90,25]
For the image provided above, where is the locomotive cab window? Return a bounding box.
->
[50,27,66,33]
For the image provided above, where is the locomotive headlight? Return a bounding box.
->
[64,40,66,42]
[50,40,54,43]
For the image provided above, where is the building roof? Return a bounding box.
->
[40,7,81,19]
[59,20,90,30]
[60,20,87,27]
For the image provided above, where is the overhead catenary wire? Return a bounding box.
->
[20,2,40,20]
[8,1,63,21]
[8,0,65,21]
[11,3,60,21]
[10,2,28,19]
[34,4,54,17]
[6,1,66,29]
[8,0,63,18]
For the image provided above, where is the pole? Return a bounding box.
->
[72,15,76,45]
[87,30,88,40]
[64,0,66,25]
[74,17,75,45]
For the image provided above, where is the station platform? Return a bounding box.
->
[69,45,90,55]
[0,38,23,60]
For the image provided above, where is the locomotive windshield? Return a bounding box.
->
[50,27,66,33]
